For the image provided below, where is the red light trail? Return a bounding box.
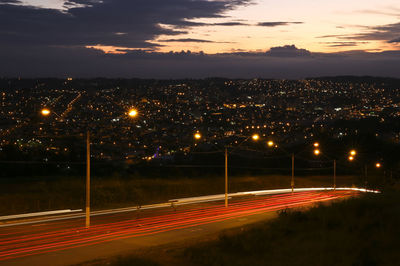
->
[0,191,358,261]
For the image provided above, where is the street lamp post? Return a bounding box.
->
[291,153,295,193]
[41,107,138,228]
[86,131,90,228]
[333,159,336,190]
[225,147,228,207]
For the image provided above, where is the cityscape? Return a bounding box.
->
[1,77,400,164]
[1,0,400,265]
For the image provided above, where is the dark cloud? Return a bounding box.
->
[0,0,21,3]
[389,37,400,43]
[1,1,399,79]
[347,22,400,42]
[265,45,311,57]
[2,44,400,79]
[321,42,369,47]
[0,0,253,49]
[257,22,303,27]
[159,38,215,43]
[214,21,249,26]
[319,22,400,44]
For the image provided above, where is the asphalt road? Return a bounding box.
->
[0,190,359,266]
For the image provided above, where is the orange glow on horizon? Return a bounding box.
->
[86,45,132,54]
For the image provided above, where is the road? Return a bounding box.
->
[0,190,361,266]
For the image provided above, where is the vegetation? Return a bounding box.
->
[186,190,400,266]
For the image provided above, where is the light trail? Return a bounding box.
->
[0,191,358,261]
[0,190,329,240]
[0,191,324,246]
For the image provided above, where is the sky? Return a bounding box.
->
[1,0,400,78]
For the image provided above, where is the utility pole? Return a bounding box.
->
[225,147,228,207]
[333,159,336,190]
[291,153,294,193]
[86,130,91,229]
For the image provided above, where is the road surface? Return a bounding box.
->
[0,190,360,266]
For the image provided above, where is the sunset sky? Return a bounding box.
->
[1,0,400,78]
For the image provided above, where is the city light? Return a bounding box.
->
[194,133,202,140]
[252,134,260,141]
[267,140,274,147]
[348,156,354,161]
[350,150,357,156]
[314,149,320,156]
[41,108,51,116]
[313,142,319,147]
[376,163,381,168]
[128,109,138,118]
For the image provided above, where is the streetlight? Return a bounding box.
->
[194,132,202,140]
[267,140,274,147]
[313,149,321,156]
[348,156,355,161]
[41,107,138,228]
[252,134,260,141]
[128,108,138,118]
[41,108,51,116]
[375,162,381,168]
[350,150,357,156]
[313,142,320,148]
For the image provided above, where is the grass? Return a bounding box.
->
[0,174,359,215]
[186,190,400,266]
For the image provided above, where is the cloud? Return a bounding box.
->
[159,38,215,43]
[319,22,400,44]
[257,22,303,27]
[354,9,400,17]
[389,37,400,43]
[320,42,369,47]
[348,22,400,42]
[2,44,400,79]
[265,45,311,57]
[0,0,253,49]
[213,21,249,26]
[0,0,21,3]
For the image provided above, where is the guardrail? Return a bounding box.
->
[0,187,379,227]
[0,209,83,221]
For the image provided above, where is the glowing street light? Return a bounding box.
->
[313,142,319,147]
[350,150,357,156]
[375,163,381,168]
[252,134,260,141]
[267,140,274,147]
[314,149,320,156]
[194,132,202,140]
[41,108,51,116]
[128,108,138,118]
[348,156,355,161]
